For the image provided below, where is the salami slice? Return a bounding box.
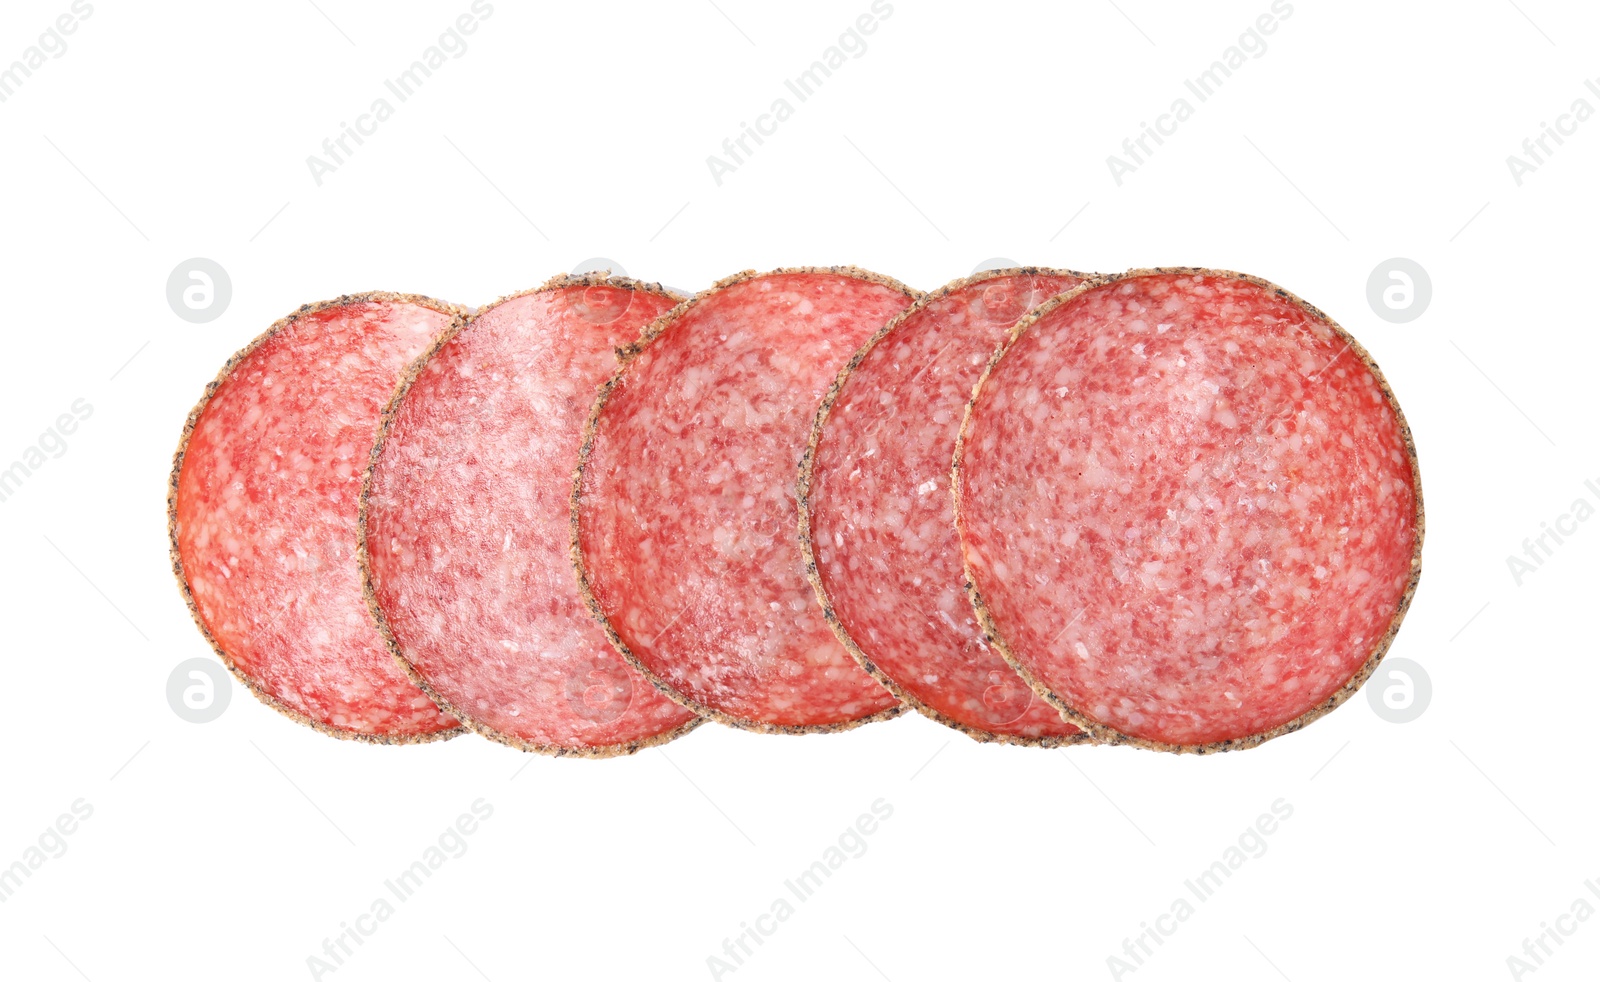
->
[360,275,703,756]
[169,293,465,742]
[573,268,918,732]
[955,269,1423,752]
[799,269,1089,746]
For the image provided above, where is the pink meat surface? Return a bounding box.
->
[807,272,1085,742]
[363,282,701,753]
[577,270,915,729]
[958,272,1419,747]
[174,297,461,738]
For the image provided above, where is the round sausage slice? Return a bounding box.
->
[361,275,703,756]
[800,269,1089,746]
[955,269,1423,752]
[574,267,918,732]
[170,293,465,742]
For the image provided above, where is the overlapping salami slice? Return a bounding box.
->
[360,275,703,756]
[169,293,464,741]
[799,269,1089,745]
[573,268,918,732]
[956,269,1423,752]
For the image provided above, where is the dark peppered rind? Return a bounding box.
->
[168,292,469,745]
[357,273,705,758]
[797,267,1099,748]
[572,266,922,735]
[952,267,1425,755]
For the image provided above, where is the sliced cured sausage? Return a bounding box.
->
[169,293,465,741]
[800,269,1089,745]
[361,275,703,756]
[573,267,918,732]
[955,269,1423,752]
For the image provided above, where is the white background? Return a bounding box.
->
[0,1,1595,979]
